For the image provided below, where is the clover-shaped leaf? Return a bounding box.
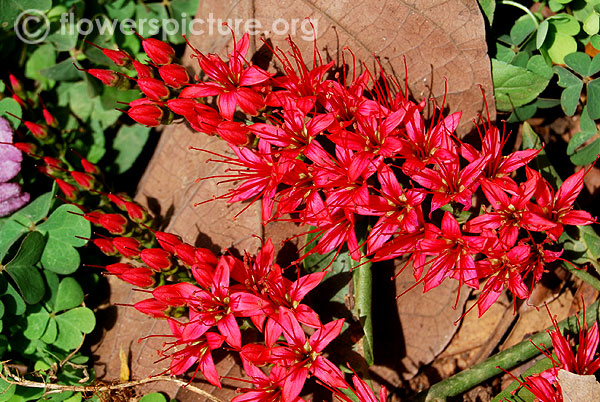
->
[53,277,84,313]
[492,59,552,111]
[53,307,95,351]
[587,78,600,119]
[4,231,47,304]
[37,204,90,275]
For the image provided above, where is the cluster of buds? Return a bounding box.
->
[92,31,597,319]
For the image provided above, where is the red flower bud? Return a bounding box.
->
[70,171,95,190]
[137,77,170,101]
[42,109,58,128]
[142,38,175,65]
[113,236,141,258]
[93,238,117,255]
[134,298,169,317]
[55,178,77,200]
[102,48,130,67]
[106,262,132,275]
[80,158,99,174]
[88,69,121,86]
[121,267,155,288]
[140,248,172,271]
[125,201,147,222]
[175,243,197,266]
[133,60,153,79]
[12,94,26,108]
[154,231,182,253]
[107,193,127,208]
[158,64,189,88]
[43,156,62,170]
[99,213,128,234]
[166,98,197,116]
[9,74,23,94]
[84,211,103,225]
[13,142,37,155]
[128,104,164,127]
[25,121,48,139]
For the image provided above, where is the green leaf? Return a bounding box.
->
[564,52,592,76]
[589,54,600,76]
[11,185,56,228]
[0,219,26,262]
[41,316,58,343]
[527,54,553,79]
[560,82,583,116]
[0,378,16,401]
[567,106,597,155]
[40,59,84,81]
[37,204,90,247]
[135,3,169,37]
[544,21,578,64]
[521,122,563,185]
[25,43,57,90]
[40,237,81,275]
[352,253,374,366]
[0,0,51,25]
[4,231,46,304]
[0,276,26,315]
[537,20,549,49]
[105,0,136,20]
[555,66,582,88]
[53,277,84,312]
[54,307,95,350]
[139,394,168,402]
[111,124,151,174]
[510,14,537,46]
[23,305,50,340]
[561,224,600,269]
[492,59,552,111]
[549,14,580,36]
[584,12,600,35]
[570,138,600,165]
[591,34,600,50]
[0,97,22,129]
[478,0,495,24]
[587,78,600,119]
[168,0,201,44]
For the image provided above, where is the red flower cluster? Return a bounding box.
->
[90,32,596,318]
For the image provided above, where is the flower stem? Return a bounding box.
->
[500,0,539,28]
[352,250,374,366]
[410,300,600,401]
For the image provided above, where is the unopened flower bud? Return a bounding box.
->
[141,248,172,271]
[154,231,182,253]
[142,38,175,65]
[113,236,141,258]
[8,74,23,95]
[133,60,153,79]
[13,142,37,155]
[166,98,197,116]
[158,64,189,88]
[55,178,77,200]
[42,109,58,128]
[93,238,117,255]
[175,243,197,266]
[121,268,155,288]
[128,104,164,127]
[88,69,121,87]
[137,77,170,101]
[134,298,169,317]
[25,121,49,139]
[99,213,128,234]
[125,201,147,222]
[70,171,95,190]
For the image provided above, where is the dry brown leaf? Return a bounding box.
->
[380,260,470,381]
[188,0,494,136]
[93,0,494,397]
[558,369,600,402]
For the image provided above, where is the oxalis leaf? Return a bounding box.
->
[522,122,600,270]
[54,307,95,351]
[3,231,47,304]
[37,204,90,274]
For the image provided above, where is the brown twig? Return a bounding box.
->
[0,368,224,402]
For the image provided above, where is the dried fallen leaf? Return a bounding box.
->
[558,369,600,402]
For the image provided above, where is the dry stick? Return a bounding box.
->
[0,370,224,402]
[410,299,600,402]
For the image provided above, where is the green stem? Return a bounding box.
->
[500,0,539,28]
[410,300,600,401]
[563,262,600,292]
[352,250,374,366]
